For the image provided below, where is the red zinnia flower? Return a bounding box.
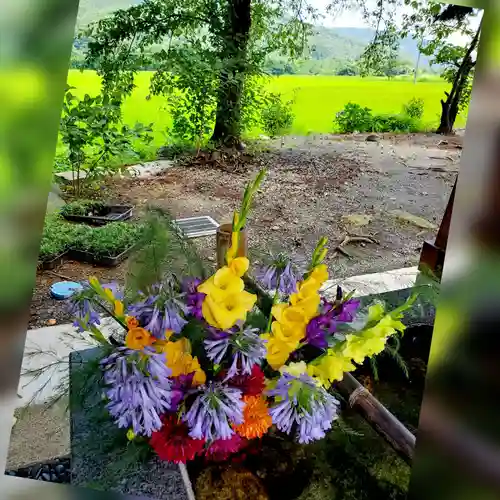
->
[150,414,205,464]
[224,364,265,396]
[205,434,247,462]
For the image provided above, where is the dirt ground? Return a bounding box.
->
[29,132,460,329]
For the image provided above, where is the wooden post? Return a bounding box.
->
[215,223,247,268]
[419,177,457,280]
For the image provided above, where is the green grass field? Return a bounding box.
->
[65,70,467,151]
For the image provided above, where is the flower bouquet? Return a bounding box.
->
[68,169,416,470]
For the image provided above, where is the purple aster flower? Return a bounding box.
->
[127,284,187,338]
[100,347,174,437]
[162,302,188,334]
[182,278,206,320]
[267,372,340,444]
[255,254,300,295]
[67,283,101,332]
[204,327,266,378]
[183,383,244,441]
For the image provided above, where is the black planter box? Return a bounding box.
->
[62,204,133,226]
[68,244,135,267]
[37,251,68,270]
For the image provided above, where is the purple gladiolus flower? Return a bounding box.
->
[182,278,206,320]
[267,372,340,444]
[100,347,173,437]
[204,327,266,378]
[335,298,361,323]
[183,383,244,441]
[307,296,361,348]
[170,373,195,412]
[305,315,336,349]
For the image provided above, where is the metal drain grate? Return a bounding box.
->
[173,216,220,239]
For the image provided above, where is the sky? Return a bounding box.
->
[309,0,482,47]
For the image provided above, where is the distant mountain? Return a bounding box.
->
[310,26,435,70]
[74,0,438,73]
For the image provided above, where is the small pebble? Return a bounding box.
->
[47,319,57,326]
[55,464,65,475]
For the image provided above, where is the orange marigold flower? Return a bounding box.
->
[125,327,153,350]
[126,316,139,329]
[234,395,272,440]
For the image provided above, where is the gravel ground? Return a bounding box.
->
[29,132,460,329]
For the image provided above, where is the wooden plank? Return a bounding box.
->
[419,177,457,280]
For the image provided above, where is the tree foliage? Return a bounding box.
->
[327,0,482,133]
[81,0,319,147]
[59,86,153,194]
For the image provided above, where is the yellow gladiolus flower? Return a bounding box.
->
[308,351,355,387]
[88,276,100,288]
[263,334,293,370]
[202,291,257,330]
[367,303,385,323]
[271,321,303,348]
[282,305,308,325]
[297,276,322,297]
[114,300,124,317]
[342,334,387,364]
[271,303,288,322]
[226,224,240,264]
[289,293,321,321]
[280,361,308,377]
[198,267,244,301]
[229,256,249,278]
[310,264,329,286]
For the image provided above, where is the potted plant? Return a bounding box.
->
[68,222,141,267]
[37,214,77,269]
[60,200,133,226]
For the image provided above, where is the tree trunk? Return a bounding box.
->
[436,24,481,135]
[211,0,252,148]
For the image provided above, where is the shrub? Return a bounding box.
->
[372,114,420,133]
[403,97,425,120]
[334,102,373,133]
[60,200,106,217]
[260,93,295,138]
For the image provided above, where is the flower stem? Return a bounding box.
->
[265,275,281,333]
